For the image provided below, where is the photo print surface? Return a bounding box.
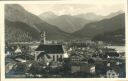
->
[5,1,126,78]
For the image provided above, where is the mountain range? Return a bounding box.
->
[39,12,91,33]
[39,11,123,33]
[5,4,125,45]
[5,4,71,42]
[73,13,125,37]
[72,13,125,44]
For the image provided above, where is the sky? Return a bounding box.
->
[21,0,125,16]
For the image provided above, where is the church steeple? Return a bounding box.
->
[40,31,46,44]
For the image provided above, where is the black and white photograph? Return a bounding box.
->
[4,0,126,78]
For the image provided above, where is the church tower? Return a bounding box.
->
[40,31,46,44]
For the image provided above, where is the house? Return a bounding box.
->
[106,65,120,78]
[95,60,108,75]
[102,48,119,58]
[5,62,16,73]
[63,52,69,58]
[69,43,87,50]
[5,45,17,55]
[14,46,22,54]
[71,63,95,74]
[70,55,83,63]
[35,44,64,63]
[106,69,119,78]
[106,46,125,53]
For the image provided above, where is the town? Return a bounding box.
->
[5,32,125,78]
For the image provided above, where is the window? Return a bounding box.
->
[53,55,55,61]
[57,55,59,61]
[60,55,62,60]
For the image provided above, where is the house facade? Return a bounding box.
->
[71,63,95,74]
[35,44,64,63]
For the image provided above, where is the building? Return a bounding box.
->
[35,44,64,62]
[70,55,83,63]
[34,31,64,64]
[106,46,125,53]
[14,46,22,54]
[95,60,108,75]
[106,69,119,78]
[69,43,87,50]
[5,62,16,73]
[102,48,119,58]
[71,63,95,74]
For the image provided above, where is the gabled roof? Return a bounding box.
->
[35,44,64,54]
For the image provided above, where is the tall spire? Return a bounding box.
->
[40,31,46,44]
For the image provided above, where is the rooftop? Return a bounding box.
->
[35,44,64,54]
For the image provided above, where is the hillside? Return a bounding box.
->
[72,13,125,42]
[5,4,71,42]
[93,28,125,45]
[5,4,125,44]
[5,20,40,42]
[39,11,123,34]
[75,13,104,21]
[39,13,91,33]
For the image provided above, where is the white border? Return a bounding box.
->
[0,0,128,81]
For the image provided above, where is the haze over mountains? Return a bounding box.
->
[39,11,123,33]
[5,4,125,45]
[39,12,92,33]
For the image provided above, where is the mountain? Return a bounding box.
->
[75,11,124,22]
[104,10,124,19]
[92,11,125,45]
[5,20,40,42]
[5,4,71,42]
[39,13,92,33]
[72,13,125,42]
[75,13,104,21]
[93,28,125,45]
[5,4,125,44]
[39,11,58,20]
[39,11,122,33]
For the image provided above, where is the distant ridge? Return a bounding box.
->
[39,11,124,33]
[5,4,71,42]
[5,4,125,45]
[72,13,125,44]
[39,13,91,33]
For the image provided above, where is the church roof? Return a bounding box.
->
[35,44,64,54]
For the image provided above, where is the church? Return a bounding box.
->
[34,32,65,64]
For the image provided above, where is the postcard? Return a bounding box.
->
[0,0,128,81]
